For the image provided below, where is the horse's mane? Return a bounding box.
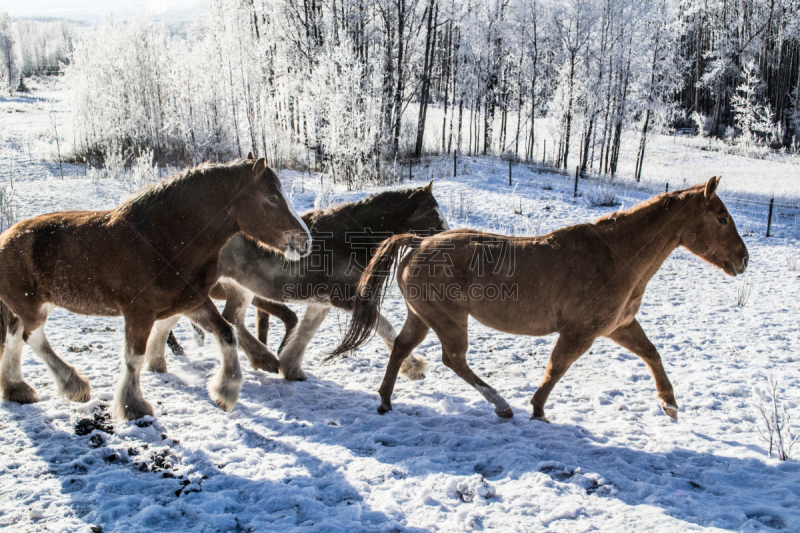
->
[111,159,252,223]
[594,183,704,226]
[303,187,435,228]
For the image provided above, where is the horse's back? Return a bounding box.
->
[0,210,134,316]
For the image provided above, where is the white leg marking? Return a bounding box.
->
[207,325,243,411]
[0,324,39,403]
[113,346,153,421]
[279,305,330,381]
[145,316,181,373]
[27,327,91,402]
[476,385,511,414]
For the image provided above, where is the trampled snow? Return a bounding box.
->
[1,79,800,532]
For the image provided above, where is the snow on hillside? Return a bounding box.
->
[1,79,800,533]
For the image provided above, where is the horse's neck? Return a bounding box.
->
[125,176,241,259]
[345,203,413,235]
[599,199,684,286]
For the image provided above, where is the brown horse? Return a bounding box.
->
[333,177,748,421]
[0,157,311,421]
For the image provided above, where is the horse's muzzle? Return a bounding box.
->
[285,234,312,260]
[730,253,748,276]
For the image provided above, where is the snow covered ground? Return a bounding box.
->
[2,79,800,532]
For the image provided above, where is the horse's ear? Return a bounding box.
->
[422,179,434,193]
[704,175,720,198]
[252,158,267,175]
[246,151,255,160]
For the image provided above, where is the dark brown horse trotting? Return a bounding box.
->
[334,177,748,421]
[0,156,311,421]
[148,182,449,382]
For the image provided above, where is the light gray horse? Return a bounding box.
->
[147,182,450,382]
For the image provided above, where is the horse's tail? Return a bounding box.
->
[329,234,424,358]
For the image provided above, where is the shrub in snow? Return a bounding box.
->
[314,182,335,211]
[754,375,798,461]
[786,252,797,272]
[736,277,751,307]
[455,475,496,503]
[584,186,620,208]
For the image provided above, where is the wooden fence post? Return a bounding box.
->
[408,160,412,181]
[508,160,512,186]
[453,151,457,177]
[766,198,774,237]
[573,166,579,198]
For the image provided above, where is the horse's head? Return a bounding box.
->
[680,176,748,277]
[236,158,312,260]
[406,180,450,236]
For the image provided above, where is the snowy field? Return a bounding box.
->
[2,79,800,532]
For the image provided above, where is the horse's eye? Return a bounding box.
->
[268,196,279,205]
[717,217,728,225]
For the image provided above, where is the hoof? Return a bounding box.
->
[2,380,40,404]
[250,350,280,374]
[662,403,679,422]
[112,397,155,422]
[208,374,242,412]
[166,331,185,356]
[530,414,550,423]
[281,365,307,382]
[60,371,91,403]
[496,407,514,419]
[400,353,428,381]
[146,357,168,374]
[377,402,392,415]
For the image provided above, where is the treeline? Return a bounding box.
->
[0,15,73,93]
[62,0,799,186]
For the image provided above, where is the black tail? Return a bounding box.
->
[329,234,423,358]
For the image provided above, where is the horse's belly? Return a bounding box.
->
[469,300,554,337]
[53,291,121,317]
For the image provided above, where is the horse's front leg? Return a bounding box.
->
[606,319,678,421]
[187,298,243,412]
[531,333,595,422]
[278,304,330,381]
[113,315,156,421]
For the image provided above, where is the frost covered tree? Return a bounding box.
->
[731,61,774,148]
[0,12,19,95]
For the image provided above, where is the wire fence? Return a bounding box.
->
[396,153,800,238]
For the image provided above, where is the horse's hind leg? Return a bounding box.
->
[377,310,430,414]
[530,333,595,422]
[220,284,279,373]
[256,309,269,345]
[145,316,181,373]
[374,313,428,381]
[607,319,678,421]
[113,315,156,421]
[252,297,298,353]
[0,314,39,404]
[187,298,242,412]
[24,305,91,402]
[166,330,184,356]
[431,315,514,418]
[279,304,330,381]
